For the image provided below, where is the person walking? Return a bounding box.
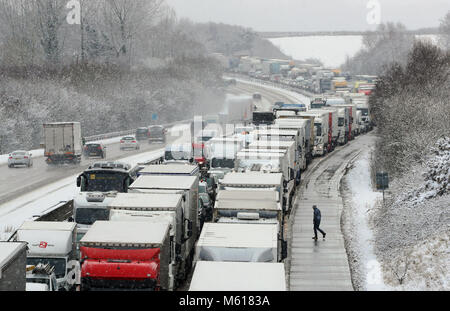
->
[312,205,326,240]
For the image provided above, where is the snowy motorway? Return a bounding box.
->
[0,124,190,238]
[1,79,373,291]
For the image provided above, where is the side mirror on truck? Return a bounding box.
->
[290,168,295,181]
[281,240,288,261]
[183,219,193,242]
[76,176,81,188]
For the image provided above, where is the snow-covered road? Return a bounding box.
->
[0,123,191,240]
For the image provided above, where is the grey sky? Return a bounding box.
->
[166,0,450,32]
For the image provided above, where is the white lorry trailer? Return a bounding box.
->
[308,108,339,150]
[43,122,82,165]
[15,221,78,291]
[137,163,199,177]
[221,95,254,125]
[164,143,194,163]
[235,151,295,212]
[327,103,357,141]
[271,119,311,170]
[0,242,27,291]
[252,129,300,158]
[194,223,280,263]
[189,261,286,291]
[107,192,188,289]
[299,111,330,156]
[206,136,245,181]
[218,171,289,214]
[247,140,300,180]
[128,175,199,271]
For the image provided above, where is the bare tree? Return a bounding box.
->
[33,0,67,64]
[98,0,164,64]
[439,11,450,50]
[0,0,41,66]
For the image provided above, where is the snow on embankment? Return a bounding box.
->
[373,137,449,290]
[341,147,389,290]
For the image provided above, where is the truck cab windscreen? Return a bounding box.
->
[164,151,190,161]
[314,123,322,137]
[211,158,235,169]
[27,258,66,279]
[358,108,369,116]
[82,172,127,192]
[75,208,110,225]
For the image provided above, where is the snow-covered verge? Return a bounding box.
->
[372,137,449,290]
[341,146,390,291]
[342,137,449,291]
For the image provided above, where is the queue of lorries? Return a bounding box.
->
[0,77,373,291]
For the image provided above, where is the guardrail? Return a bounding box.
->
[226,73,316,99]
[33,200,74,222]
[84,118,193,143]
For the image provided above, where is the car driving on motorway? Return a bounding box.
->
[135,127,149,141]
[8,150,33,168]
[120,136,140,150]
[148,125,166,143]
[83,143,106,159]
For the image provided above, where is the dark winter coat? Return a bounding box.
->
[313,207,321,224]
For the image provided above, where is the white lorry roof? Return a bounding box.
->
[220,172,283,187]
[18,221,76,232]
[254,129,298,136]
[0,242,26,270]
[249,141,294,148]
[189,261,286,291]
[217,190,279,202]
[108,193,182,210]
[301,111,328,117]
[109,210,176,236]
[197,223,278,248]
[80,221,169,247]
[242,148,287,154]
[139,164,199,175]
[130,175,197,190]
[17,222,76,256]
[217,200,281,211]
[237,151,284,158]
[209,137,244,143]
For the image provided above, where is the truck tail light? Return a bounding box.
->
[24,156,29,159]
[132,141,137,143]
[8,156,12,159]
[120,140,124,143]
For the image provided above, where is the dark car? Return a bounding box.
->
[83,143,106,159]
[148,125,166,143]
[135,127,150,141]
[253,93,262,101]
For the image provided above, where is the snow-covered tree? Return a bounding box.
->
[438,11,450,50]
